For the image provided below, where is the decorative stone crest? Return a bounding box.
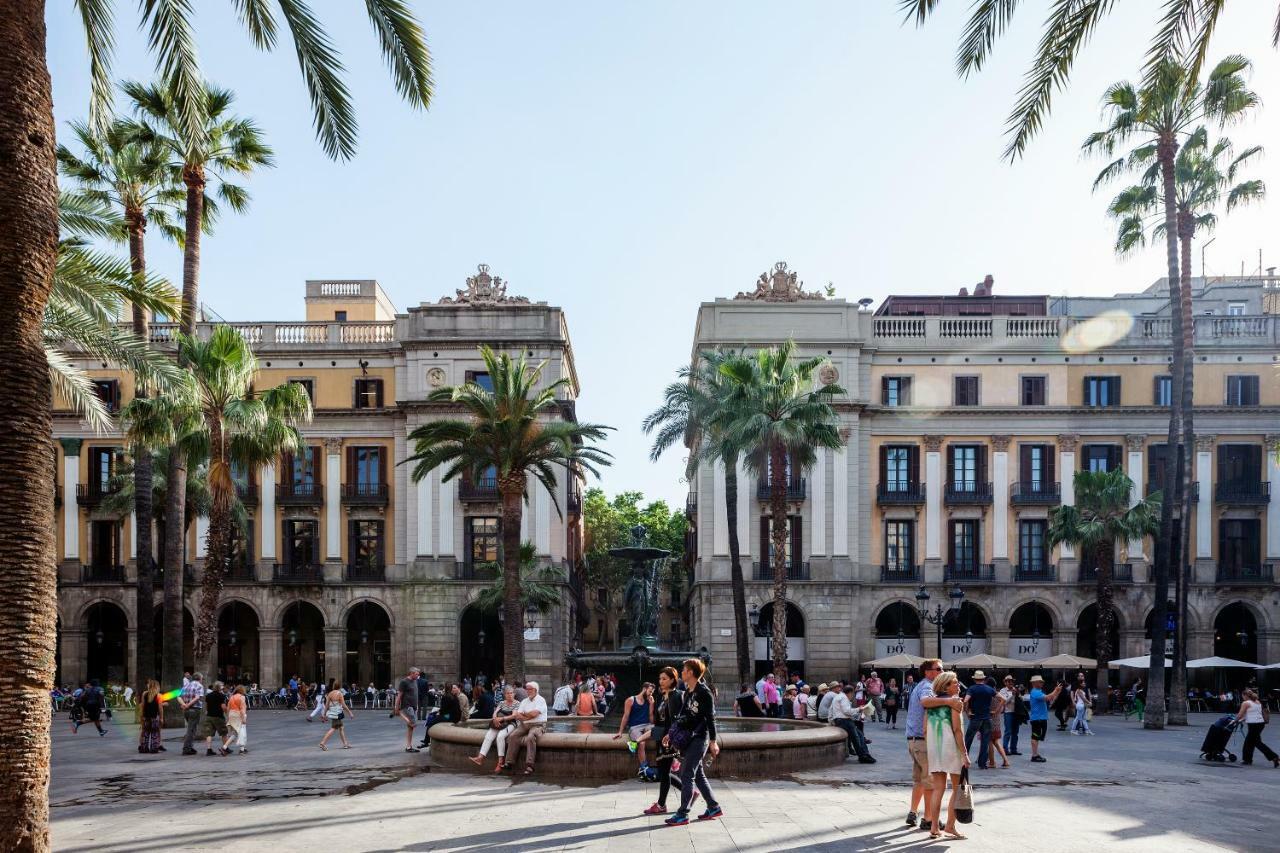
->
[838,427,852,445]
[991,435,1011,452]
[323,437,343,454]
[438,264,530,305]
[1057,433,1079,451]
[426,367,446,388]
[1195,435,1216,452]
[1266,434,1280,453]
[819,363,840,386]
[734,261,825,302]
[1125,434,1147,452]
[923,435,944,452]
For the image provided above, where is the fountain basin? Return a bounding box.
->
[427,715,847,781]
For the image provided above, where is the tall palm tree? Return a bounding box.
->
[1083,56,1259,728]
[644,349,754,686]
[901,0,1275,160]
[176,326,311,677]
[1,5,430,843]
[58,117,183,691]
[1048,470,1160,712]
[1095,126,1264,723]
[718,341,843,680]
[405,346,612,680]
[472,542,566,617]
[123,79,275,696]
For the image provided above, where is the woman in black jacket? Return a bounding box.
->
[643,667,689,815]
[661,659,722,826]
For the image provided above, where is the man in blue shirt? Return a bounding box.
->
[1027,674,1064,763]
[904,659,963,833]
[962,671,997,769]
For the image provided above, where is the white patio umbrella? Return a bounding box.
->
[946,653,1034,669]
[1185,656,1261,669]
[864,653,926,669]
[1109,655,1172,669]
[1034,653,1097,669]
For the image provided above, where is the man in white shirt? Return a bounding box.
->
[552,682,574,716]
[830,685,875,763]
[502,681,549,773]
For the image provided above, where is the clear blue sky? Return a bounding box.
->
[46,3,1280,506]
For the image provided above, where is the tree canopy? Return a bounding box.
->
[582,488,687,598]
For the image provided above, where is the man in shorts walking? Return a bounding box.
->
[904,659,963,833]
[1027,674,1064,763]
[394,666,421,753]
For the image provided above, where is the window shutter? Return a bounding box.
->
[311,446,322,484]
[1217,445,1228,483]
[902,377,912,405]
[790,516,802,569]
[881,376,889,404]
[906,521,916,566]
[1019,446,1031,484]
[1109,445,1122,472]
[374,379,384,408]
[1112,376,1121,406]
[878,446,887,487]
[977,446,988,486]
[1153,375,1162,405]
[946,445,955,486]
[760,517,770,568]
[346,446,355,488]
[347,519,356,567]
[1248,444,1262,479]
[1045,445,1056,484]
[1083,376,1091,406]
[909,445,920,485]
[378,447,387,488]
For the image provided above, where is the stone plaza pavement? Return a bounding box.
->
[48,709,1277,852]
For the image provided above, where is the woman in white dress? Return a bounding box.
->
[925,671,969,840]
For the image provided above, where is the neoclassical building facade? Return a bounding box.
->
[685,265,1280,691]
[55,267,584,689]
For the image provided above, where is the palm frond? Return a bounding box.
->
[45,345,113,432]
[364,0,434,108]
[138,0,208,152]
[232,0,279,48]
[75,0,118,134]
[955,0,1021,77]
[277,0,358,161]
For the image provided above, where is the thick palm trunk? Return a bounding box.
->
[128,210,156,692]
[1168,223,1197,726]
[194,421,229,679]
[1093,541,1114,713]
[0,5,59,847]
[499,477,526,681]
[723,458,751,686]
[1146,135,1182,730]
[769,442,789,680]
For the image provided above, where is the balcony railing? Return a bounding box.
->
[945,563,995,583]
[1079,562,1133,583]
[459,477,499,501]
[234,481,258,505]
[82,564,125,583]
[881,564,921,583]
[1014,564,1057,582]
[567,490,582,515]
[752,561,811,581]
[685,493,697,518]
[945,481,992,505]
[869,314,1280,348]
[76,482,120,507]
[1215,481,1271,506]
[152,564,199,586]
[345,562,387,583]
[456,562,498,581]
[1011,481,1061,505]
[341,482,389,505]
[1146,481,1200,502]
[276,482,323,505]
[272,563,324,584]
[223,563,257,583]
[877,482,926,505]
[1216,563,1274,584]
[140,320,397,347]
[756,479,807,501]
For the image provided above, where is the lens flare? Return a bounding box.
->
[160,687,183,701]
[1061,310,1134,354]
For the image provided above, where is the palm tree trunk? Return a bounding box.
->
[1168,220,1197,726]
[499,476,526,681]
[179,165,204,332]
[0,6,59,846]
[128,209,156,693]
[723,456,751,686]
[769,442,789,680]
[194,419,229,679]
[1093,541,1114,713]
[1146,134,1182,730]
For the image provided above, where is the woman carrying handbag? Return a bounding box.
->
[925,671,969,840]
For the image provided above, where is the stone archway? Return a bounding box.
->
[1009,601,1054,660]
[85,601,129,685]
[281,600,326,684]
[459,604,503,684]
[941,601,989,658]
[753,601,805,679]
[345,600,392,687]
[1076,603,1121,661]
[217,600,261,686]
[1213,602,1259,663]
[874,601,923,657]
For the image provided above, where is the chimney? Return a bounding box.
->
[958,286,969,297]
[972,274,994,297]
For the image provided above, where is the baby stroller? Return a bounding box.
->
[1200,714,1241,762]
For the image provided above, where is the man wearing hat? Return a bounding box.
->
[1026,674,1065,763]
[817,682,838,723]
[962,670,997,770]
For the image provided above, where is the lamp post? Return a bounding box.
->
[916,583,965,658]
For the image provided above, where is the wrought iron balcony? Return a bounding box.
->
[76,482,120,507]
[272,563,324,584]
[459,477,499,501]
[1014,564,1057,582]
[345,562,387,583]
[456,561,498,581]
[276,481,322,505]
[945,563,995,583]
[1079,562,1133,583]
[881,564,921,583]
[223,563,258,584]
[234,481,258,506]
[756,479,807,501]
[82,564,125,583]
[945,481,992,505]
[685,493,697,518]
[1215,481,1270,506]
[1215,563,1274,584]
[567,490,582,515]
[1011,481,1061,505]
[341,482,389,505]
[1146,481,1200,502]
[752,560,811,581]
[877,482,926,505]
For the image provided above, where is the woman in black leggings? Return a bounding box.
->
[642,667,686,815]
[662,658,722,826]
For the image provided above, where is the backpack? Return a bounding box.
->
[1014,693,1029,723]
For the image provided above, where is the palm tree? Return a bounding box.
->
[405,346,612,680]
[176,326,312,677]
[472,542,566,617]
[123,79,275,696]
[901,1,1274,160]
[1048,470,1160,712]
[718,341,843,680]
[1083,56,1259,727]
[1095,126,1264,723]
[644,349,754,686]
[1,5,430,842]
[58,117,183,692]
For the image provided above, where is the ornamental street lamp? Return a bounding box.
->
[916,583,965,658]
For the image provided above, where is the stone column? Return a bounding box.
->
[438,475,455,555]
[811,447,827,557]
[324,438,343,563]
[736,458,751,558]
[833,440,849,557]
[61,628,87,685]
[61,438,82,567]
[924,436,943,582]
[712,460,728,556]
[324,626,346,685]
[1266,435,1280,560]
[259,462,276,582]
[1125,434,1147,568]
[416,469,433,557]
[1195,436,1214,567]
[992,434,1011,563]
[259,628,283,689]
[1057,434,1078,561]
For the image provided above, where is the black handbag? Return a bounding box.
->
[955,767,974,824]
